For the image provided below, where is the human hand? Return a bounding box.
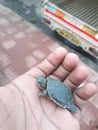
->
[1,47,97,130]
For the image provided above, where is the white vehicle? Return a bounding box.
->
[41,0,98,59]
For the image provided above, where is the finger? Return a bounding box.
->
[74,83,97,110]
[26,47,67,78]
[50,53,79,81]
[73,93,86,111]
[64,65,89,90]
[75,83,97,100]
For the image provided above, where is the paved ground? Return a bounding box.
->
[0,2,98,130]
[0,3,60,86]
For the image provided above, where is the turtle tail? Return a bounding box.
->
[69,105,78,113]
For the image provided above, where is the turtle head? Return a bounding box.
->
[36,76,47,90]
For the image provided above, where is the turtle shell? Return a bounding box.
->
[47,77,77,112]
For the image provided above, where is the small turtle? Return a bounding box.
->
[36,76,78,113]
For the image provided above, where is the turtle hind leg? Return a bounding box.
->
[39,90,48,96]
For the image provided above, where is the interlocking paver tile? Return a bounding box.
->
[0,32,5,38]
[33,46,51,59]
[0,53,10,69]
[6,26,18,35]
[25,24,39,33]
[0,17,9,25]
[25,55,38,68]
[48,42,60,51]
[3,66,18,81]
[2,40,16,50]
[0,47,11,71]
[0,71,10,86]
[33,49,46,59]
[14,32,25,39]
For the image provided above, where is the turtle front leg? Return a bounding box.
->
[39,90,48,96]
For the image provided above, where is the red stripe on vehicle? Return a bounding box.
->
[45,9,98,42]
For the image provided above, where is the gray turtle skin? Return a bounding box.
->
[37,76,78,113]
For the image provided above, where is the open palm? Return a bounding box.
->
[1,47,97,130]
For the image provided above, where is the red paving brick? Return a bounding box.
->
[0,71,10,86]
[0,47,11,71]
[0,4,98,130]
[0,5,62,86]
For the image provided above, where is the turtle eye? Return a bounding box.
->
[40,83,47,90]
